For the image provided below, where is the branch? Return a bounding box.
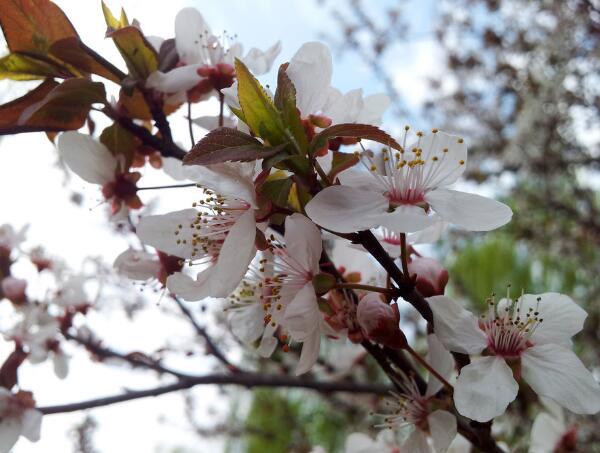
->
[38,373,393,415]
[171,296,240,372]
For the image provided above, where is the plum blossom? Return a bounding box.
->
[136,162,258,301]
[344,431,400,453]
[0,389,42,452]
[305,130,513,233]
[429,292,600,422]
[146,7,281,98]
[224,41,390,129]
[57,132,143,214]
[375,335,457,453]
[113,249,183,287]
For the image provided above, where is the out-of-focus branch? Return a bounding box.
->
[171,296,241,372]
[38,373,393,415]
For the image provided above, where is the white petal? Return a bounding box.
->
[146,65,202,94]
[446,435,472,453]
[20,409,42,442]
[454,356,518,422]
[522,293,586,346]
[221,82,240,109]
[284,283,320,341]
[529,412,563,453]
[284,214,322,273]
[373,204,438,233]
[243,41,282,75]
[257,324,278,358]
[295,328,321,375]
[192,115,236,131]
[428,409,457,453]
[286,42,332,115]
[356,93,391,126]
[0,416,21,452]
[113,249,160,281]
[188,162,257,207]
[323,88,364,124]
[426,334,455,397]
[175,8,212,64]
[408,219,448,245]
[166,270,215,301]
[427,295,487,355]
[402,429,430,453]
[426,189,513,231]
[136,209,198,258]
[344,433,378,453]
[58,132,116,185]
[522,344,600,414]
[305,186,389,233]
[408,132,467,189]
[53,352,69,379]
[229,303,264,344]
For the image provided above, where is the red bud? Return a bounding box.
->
[408,256,449,297]
[357,293,406,349]
[1,277,27,305]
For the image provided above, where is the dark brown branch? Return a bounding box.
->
[171,296,240,372]
[38,373,393,415]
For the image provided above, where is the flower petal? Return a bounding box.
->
[257,323,278,358]
[426,334,455,397]
[229,303,264,344]
[284,214,322,273]
[136,209,199,258]
[20,409,42,442]
[243,41,282,75]
[286,42,332,115]
[530,412,564,453]
[427,295,487,355]
[520,293,586,346]
[284,283,320,341]
[295,328,321,375]
[113,249,160,281]
[146,65,202,94]
[402,429,430,453]
[426,189,512,231]
[305,186,389,233]
[454,356,518,422]
[373,204,438,233]
[344,433,378,453]
[323,88,364,124]
[522,344,600,415]
[356,93,390,126]
[0,414,21,451]
[175,8,211,65]
[428,409,457,453]
[408,219,448,244]
[58,132,116,185]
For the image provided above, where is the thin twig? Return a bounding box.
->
[187,101,195,147]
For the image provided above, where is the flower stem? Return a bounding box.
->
[335,282,394,295]
[313,159,332,186]
[137,183,197,191]
[187,101,195,147]
[405,344,453,392]
[218,91,225,127]
[400,233,410,282]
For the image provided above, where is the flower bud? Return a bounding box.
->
[408,256,449,297]
[357,293,406,349]
[1,277,27,305]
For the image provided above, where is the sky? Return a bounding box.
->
[0,0,442,451]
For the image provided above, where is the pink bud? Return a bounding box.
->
[356,293,406,349]
[408,256,449,297]
[1,277,27,305]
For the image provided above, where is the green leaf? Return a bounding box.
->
[100,123,135,168]
[274,63,308,153]
[310,123,402,153]
[1,78,106,134]
[328,150,359,180]
[183,127,286,166]
[101,0,129,32]
[234,58,286,145]
[261,177,294,208]
[107,26,158,80]
[0,53,68,80]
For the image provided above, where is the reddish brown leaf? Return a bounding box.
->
[311,123,402,153]
[0,79,58,133]
[118,88,180,120]
[107,26,158,80]
[184,127,286,166]
[328,150,360,180]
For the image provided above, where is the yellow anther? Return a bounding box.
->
[432,128,439,133]
[457,138,464,144]
[459,159,465,165]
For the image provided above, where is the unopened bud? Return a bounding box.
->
[357,293,406,349]
[1,277,27,305]
[312,273,336,295]
[408,256,449,297]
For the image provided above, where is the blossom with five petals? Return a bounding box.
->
[429,292,600,422]
[305,130,512,233]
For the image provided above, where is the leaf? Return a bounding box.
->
[0,52,69,80]
[274,63,308,153]
[0,0,78,54]
[184,127,286,166]
[328,150,359,180]
[234,58,286,145]
[0,78,106,134]
[310,123,402,153]
[261,177,294,207]
[0,79,59,134]
[49,38,124,83]
[101,0,129,32]
[100,123,136,168]
[107,26,159,80]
